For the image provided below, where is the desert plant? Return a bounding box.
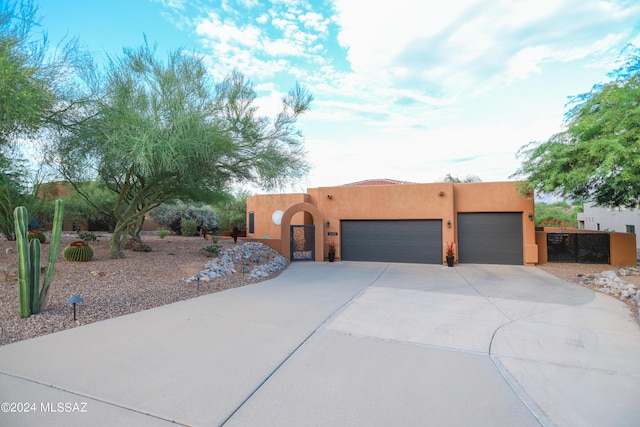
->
[63,240,95,262]
[27,229,46,243]
[180,218,198,236]
[202,236,222,256]
[77,230,98,241]
[14,200,64,317]
[132,243,152,252]
[150,201,220,234]
[446,242,455,257]
[157,227,168,238]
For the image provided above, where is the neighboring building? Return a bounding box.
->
[578,202,640,249]
[246,180,538,265]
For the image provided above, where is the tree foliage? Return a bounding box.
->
[150,200,220,235]
[0,0,86,146]
[213,189,250,231]
[50,42,312,257]
[441,173,482,183]
[0,1,88,238]
[513,47,640,207]
[534,201,581,228]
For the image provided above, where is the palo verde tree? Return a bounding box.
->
[513,47,640,207]
[52,42,312,258]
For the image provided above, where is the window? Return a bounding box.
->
[249,212,255,234]
[626,225,635,233]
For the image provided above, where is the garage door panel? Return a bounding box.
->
[457,213,522,265]
[341,220,442,264]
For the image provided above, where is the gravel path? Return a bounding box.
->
[0,233,287,346]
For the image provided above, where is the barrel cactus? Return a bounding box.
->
[63,240,95,262]
[28,230,47,243]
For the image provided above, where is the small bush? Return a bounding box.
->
[180,218,198,236]
[77,231,98,242]
[158,227,168,239]
[202,236,222,256]
[132,244,152,252]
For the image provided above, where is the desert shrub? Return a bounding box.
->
[132,243,152,252]
[77,231,98,241]
[157,227,168,238]
[150,201,220,235]
[180,218,198,236]
[202,236,222,256]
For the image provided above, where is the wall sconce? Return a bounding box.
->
[439,191,444,196]
[528,213,533,221]
[447,220,451,228]
[326,220,330,228]
[327,194,333,199]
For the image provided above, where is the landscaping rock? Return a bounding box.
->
[186,242,288,283]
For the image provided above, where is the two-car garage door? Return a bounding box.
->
[341,220,442,264]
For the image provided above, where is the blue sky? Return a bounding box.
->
[36,0,640,191]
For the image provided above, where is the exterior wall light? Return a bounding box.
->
[447,220,451,228]
[326,220,330,228]
[439,191,444,196]
[327,194,333,199]
[528,213,533,221]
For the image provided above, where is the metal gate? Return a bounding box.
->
[547,232,610,263]
[290,225,315,261]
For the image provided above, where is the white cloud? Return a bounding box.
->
[156,0,640,189]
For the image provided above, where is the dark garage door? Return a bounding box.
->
[341,220,442,264]
[457,213,523,265]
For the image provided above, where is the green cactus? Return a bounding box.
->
[14,206,31,318]
[63,240,94,262]
[29,238,41,314]
[13,200,64,317]
[28,230,46,243]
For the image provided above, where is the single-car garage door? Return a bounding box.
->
[457,212,523,265]
[341,220,442,264]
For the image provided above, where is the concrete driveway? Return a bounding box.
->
[1,262,639,426]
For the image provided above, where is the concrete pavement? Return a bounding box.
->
[0,262,639,426]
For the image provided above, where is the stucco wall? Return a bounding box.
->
[247,181,537,264]
[246,193,310,239]
[307,182,456,259]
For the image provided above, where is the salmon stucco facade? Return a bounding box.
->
[246,180,538,266]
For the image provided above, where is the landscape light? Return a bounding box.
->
[66,295,84,320]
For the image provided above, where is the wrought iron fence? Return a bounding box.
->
[546,232,610,264]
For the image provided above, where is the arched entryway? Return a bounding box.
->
[280,202,324,262]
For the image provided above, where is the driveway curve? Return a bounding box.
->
[0,262,638,426]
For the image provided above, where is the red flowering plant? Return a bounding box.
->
[446,242,455,257]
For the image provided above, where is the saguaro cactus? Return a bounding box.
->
[14,200,64,317]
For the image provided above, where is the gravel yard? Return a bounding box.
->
[0,233,287,346]
[1,233,638,346]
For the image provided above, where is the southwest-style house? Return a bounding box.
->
[246,180,539,266]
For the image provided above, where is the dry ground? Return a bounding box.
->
[0,232,281,346]
[1,233,638,346]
